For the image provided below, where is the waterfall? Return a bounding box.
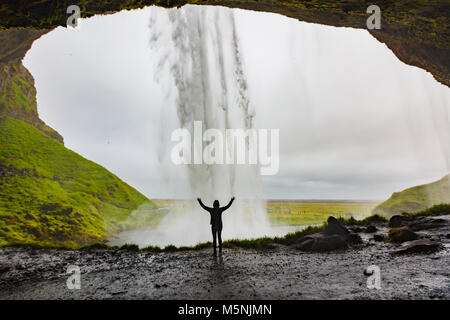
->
[144,5,273,247]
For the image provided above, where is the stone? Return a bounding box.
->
[389,215,409,228]
[295,238,314,251]
[386,227,418,243]
[393,239,441,254]
[0,264,10,273]
[389,215,446,231]
[324,216,350,237]
[347,233,363,244]
[373,234,385,242]
[310,234,347,252]
[295,234,347,252]
[350,226,363,233]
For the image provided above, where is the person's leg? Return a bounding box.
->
[211,227,217,256]
[218,227,223,254]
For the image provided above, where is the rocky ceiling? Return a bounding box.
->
[0,0,449,87]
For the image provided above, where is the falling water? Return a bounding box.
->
[124,5,281,247]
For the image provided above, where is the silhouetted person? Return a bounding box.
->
[197,197,235,256]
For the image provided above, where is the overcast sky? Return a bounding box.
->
[23,5,450,200]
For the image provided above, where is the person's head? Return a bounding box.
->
[213,200,219,208]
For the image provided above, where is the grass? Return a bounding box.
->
[401,203,450,217]
[0,224,326,252]
[0,116,156,247]
[267,201,378,226]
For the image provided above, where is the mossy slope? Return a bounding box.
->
[373,175,450,217]
[0,60,63,142]
[0,116,153,247]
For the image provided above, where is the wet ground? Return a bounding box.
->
[0,219,449,300]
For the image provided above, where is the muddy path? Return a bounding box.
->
[0,221,449,300]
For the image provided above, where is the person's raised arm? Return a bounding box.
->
[221,196,235,212]
[197,198,211,211]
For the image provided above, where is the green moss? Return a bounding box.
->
[118,243,140,251]
[0,74,35,114]
[0,116,155,247]
[385,227,417,243]
[385,228,399,243]
[79,242,112,250]
[141,245,164,252]
[223,237,276,249]
[162,244,178,252]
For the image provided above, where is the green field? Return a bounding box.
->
[153,199,380,227]
[267,201,379,226]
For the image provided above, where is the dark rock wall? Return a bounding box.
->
[1,1,448,87]
[0,28,63,143]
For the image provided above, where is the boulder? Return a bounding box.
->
[295,238,315,251]
[389,215,410,228]
[389,215,446,231]
[0,264,10,274]
[347,233,363,244]
[365,225,377,233]
[295,234,347,252]
[393,239,441,254]
[350,226,363,233]
[386,227,418,243]
[311,234,347,252]
[373,234,385,242]
[324,216,350,237]
[294,216,363,252]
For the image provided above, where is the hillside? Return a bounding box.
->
[373,175,450,217]
[0,116,154,247]
[0,29,157,247]
[0,44,63,143]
